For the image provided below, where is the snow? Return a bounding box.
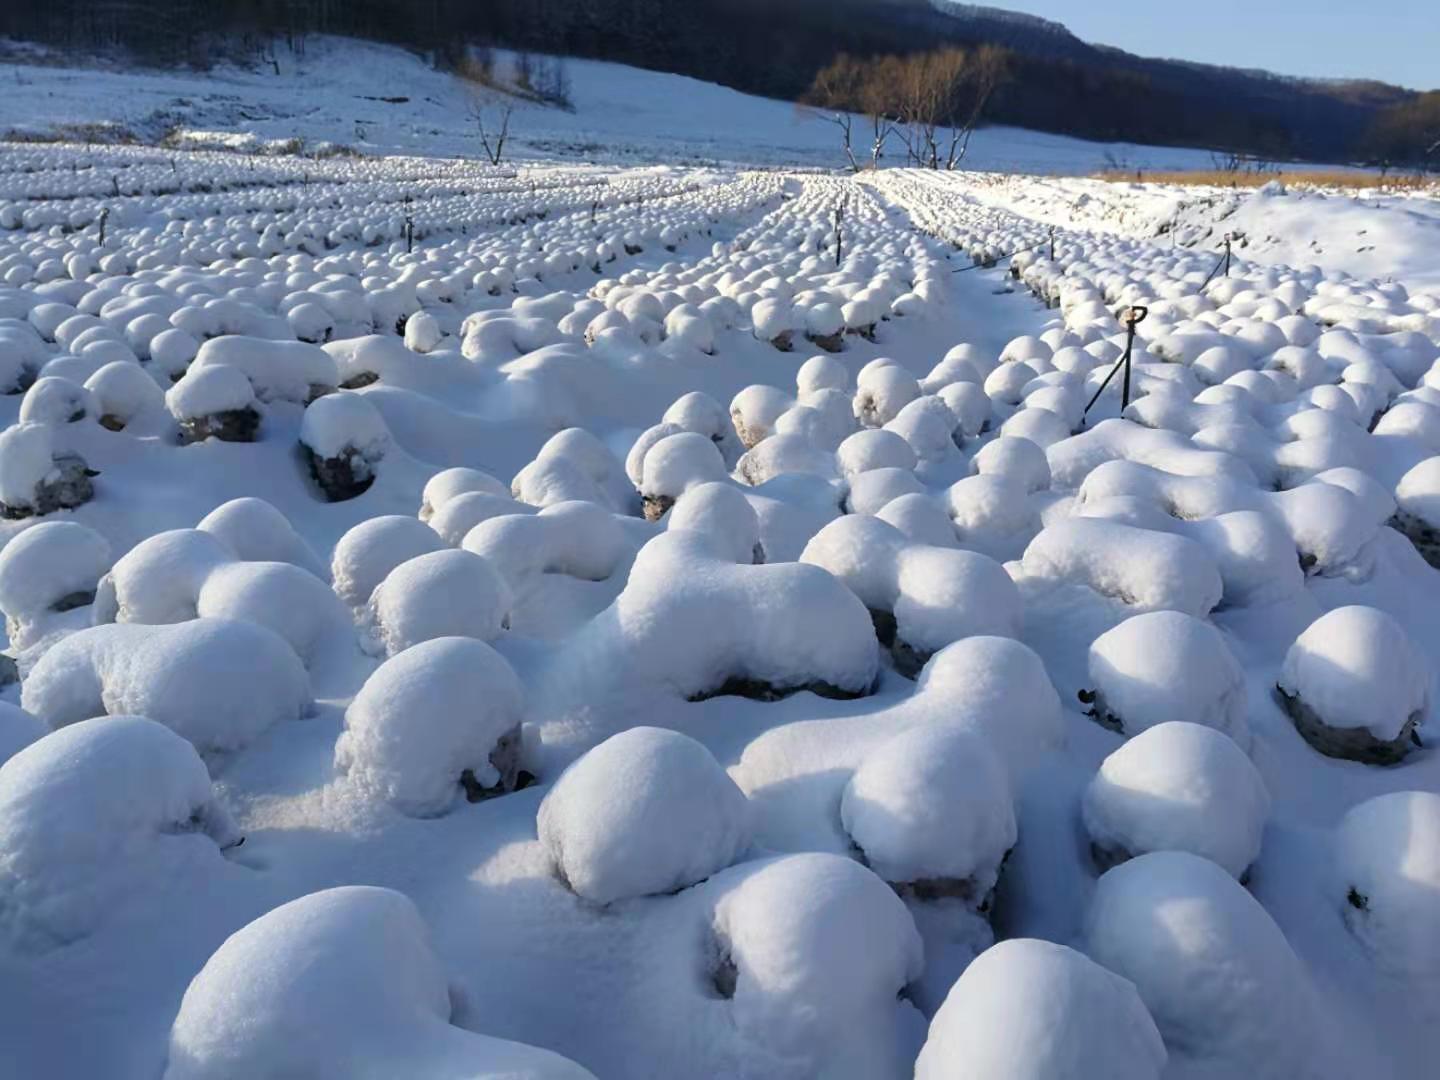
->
[0,58,1438,1078]
[1085,851,1334,1079]
[335,636,524,817]
[1085,611,1250,745]
[0,519,109,648]
[364,548,512,656]
[164,885,596,1079]
[841,723,1015,890]
[915,938,1167,1080]
[538,727,752,904]
[0,716,240,953]
[707,853,924,1077]
[1082,721,1270,879]
[21,620,311,757]
[1278,605,1429,740]
[331,503,435,584]
[1333,791,1440,983]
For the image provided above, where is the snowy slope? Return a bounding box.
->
[0,35,1222,173]
[960,173,1440,286]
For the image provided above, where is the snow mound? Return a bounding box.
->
[331,515,445,608]
[0,520,110,649]
[913,636,1065,772]
[196,497,327,581]
[801,515,1021,675]
[841,723,1015,899]
[1277,605,1429,763]
[1086,851,1325,1078]
[1334,791,1440,982]
[707,853,923,1076]
[1083,721,1269,879]
[164,886,596,1080]
[335,637,525,816]
[365,549,513,657]
[21,620,311,757]
[1022,519,1222,616]
[0,716,239,953]
[538,727,752,904]
[915,938,1166,1080]
[593,528,879,702]
[1084,611,1249,746]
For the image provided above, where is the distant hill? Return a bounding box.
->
[0,0,1423,163]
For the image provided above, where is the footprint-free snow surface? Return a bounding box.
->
[0,140,1438,1080]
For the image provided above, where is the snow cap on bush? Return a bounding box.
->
[539,727,752,904]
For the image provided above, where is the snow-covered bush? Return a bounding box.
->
[915,939,1166,1080]
[841,723,1014,903]
[800,515,1021,676]
[1083,721,1268,879]
[196,497,327,580]
[335,636,526,815]
[912,635,1065,771]
[331,514,445,608]
[637,431,729,520]
[1085,851,1326,1079]
[538,727,752,904]
[1333,791,1440,983]
[364,549,512,657]
[419,466,509,522]
[92,528,232,625]
[1021,520,1223,617]
[1277,606,1428,764]
[166,364,260,443]
[189,336,337,404]
[666,482,764,564]
[0,422,95,517]
[84,360,166,431]
[1082,611,1248,746]
[0,520,110,649]
[705,853,922,1077]
[21,619,310,758]
[462,501,627,598]
[164,886,596,1080]
[579,528,878,702]
[299,391,391,501]
[19,375,97,425]
[0,716,241,953]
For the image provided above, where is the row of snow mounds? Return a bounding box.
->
[0,143,788,274]
[599,177,953,354]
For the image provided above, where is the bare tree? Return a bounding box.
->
[862,55,903,169]
[801,54,865,172]
[468,96,513,166]
[944,45,1006,170]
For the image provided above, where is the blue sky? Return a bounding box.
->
[986,2,1437,91]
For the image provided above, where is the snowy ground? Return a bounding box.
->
[0,100,1439,1080]
[0,35,1227,173]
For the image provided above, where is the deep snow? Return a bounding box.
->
[0,51,1437,1079]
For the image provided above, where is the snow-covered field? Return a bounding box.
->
[0,35,1227,173]
[1,96,1439,1080]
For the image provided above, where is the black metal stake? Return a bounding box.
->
[1223,235,1232,277]
[834,199,845,267]
[1049,226,1055,261]
[98,208,109,247]
[1081,305,1148,422]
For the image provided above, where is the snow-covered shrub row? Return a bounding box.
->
[4,151,1440,1079]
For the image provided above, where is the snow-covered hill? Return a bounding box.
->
[0,35,1221,173]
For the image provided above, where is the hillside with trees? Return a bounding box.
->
[0,0,1432,166]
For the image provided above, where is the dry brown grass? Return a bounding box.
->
[1094,168,1437,192]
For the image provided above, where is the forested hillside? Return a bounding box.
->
[0,0,1434,164]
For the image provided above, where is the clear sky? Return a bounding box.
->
[984,1,1437,91]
